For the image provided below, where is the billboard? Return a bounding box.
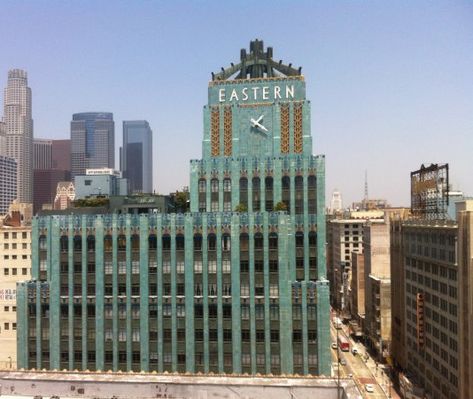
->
[410,163,449,219]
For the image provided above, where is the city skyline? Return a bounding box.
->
[1,1,472,205]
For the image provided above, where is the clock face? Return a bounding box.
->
[241,107,273,157]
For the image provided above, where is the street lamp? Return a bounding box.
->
[336,310,341,399]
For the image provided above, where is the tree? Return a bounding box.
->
[274,201,288,212]
[234,203,248,212]
[174,191,189,213]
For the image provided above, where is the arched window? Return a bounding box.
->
[87,235,95,252]
[118,234,126,251]
[198,179,206,193]
[149,234,157,250]
[208,234,216,251]
[308,175,317,214]
[73,235,82,251]
[194,234,202,251]
[211,178,219,212]
[222,234,231,251]
[223,178,231,211]
[211,178,219,193]
[252,177,261,211]
[239,177,248,210]
[295,175,304,214]
[176,234,185,250]
[131,234,140,251]
[60,236,68,252]
[295,231,304,248]
[198,179,207,212]
[162,235,171,251]
[104,235,113,252]
[281,176,290,211]
[265,177,273,211]
[254,233,264,250]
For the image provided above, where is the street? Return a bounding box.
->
[330,323,399,399]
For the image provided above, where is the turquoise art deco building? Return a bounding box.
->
[17,40,330,376]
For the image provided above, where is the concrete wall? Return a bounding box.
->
[0,371,359,399]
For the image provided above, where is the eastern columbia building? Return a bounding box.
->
[17,40,331,376]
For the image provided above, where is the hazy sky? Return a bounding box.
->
[1,1,472,206]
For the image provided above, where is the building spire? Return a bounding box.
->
[211,39,302,81]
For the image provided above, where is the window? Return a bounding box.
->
[132,328,140,342]
[198,179,206,193]
[176,261,184,274]
[194,259,202,273]
[132,260,140,274]
[222,259,231,273]
[118,260,126,274]
[4,323,9,330]
[223,178,231,192]
[105,260,113,274]
[163,260,171,273]
[241,305,249,320]
[211,179,219,193]
[85,179,92,186]
[208,260,217,273]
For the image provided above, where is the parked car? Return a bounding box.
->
[365,384,374,393]
[351,346,358,355]
[331,342,338,349]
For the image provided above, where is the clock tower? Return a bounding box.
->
[201,40,311,160]
[189,40,330,375]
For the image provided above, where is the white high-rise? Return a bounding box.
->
[3,69,33,203]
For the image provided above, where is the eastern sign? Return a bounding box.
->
[208,79,305,105]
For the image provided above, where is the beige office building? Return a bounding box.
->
[363,221,391,359]
[393,200,473,399]
[327,210,385,317]
[0,220,31,368]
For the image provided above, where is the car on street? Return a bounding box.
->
[331,342,338,349]
[365,384,374,393]
[340,358,346,366]
[351,346,358,355]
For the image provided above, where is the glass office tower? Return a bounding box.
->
[121,121,153,194]
[71,112,115,179]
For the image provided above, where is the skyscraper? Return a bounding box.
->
[71,112,114,179]
[121,120,153,193]
[0,120,6,155]
[18,40,330,377]
[33,138,52,169]
[0,155,17,215]
[3,69,33,203]
[33,139,71,213]
[51,139,71,171]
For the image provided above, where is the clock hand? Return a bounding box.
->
[256,114,264,123]
[255,121,268,132]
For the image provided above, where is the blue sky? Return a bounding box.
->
[1,1,472,206]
